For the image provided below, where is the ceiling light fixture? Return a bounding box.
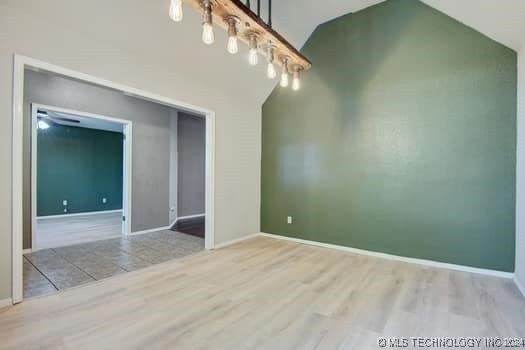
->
[170,0,311,89]
[280,56,289,88]
[201,0,214,45]
[247,32,259,66]
[225,15,240,54]
[169,0,184,22]
[37,120,50,130]
[266,43,276,79]
[292,65,302,91]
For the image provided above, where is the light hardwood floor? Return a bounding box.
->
[36,211,123,249]
[1,236,524,349]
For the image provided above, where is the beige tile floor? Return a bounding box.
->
[23,230,204,299]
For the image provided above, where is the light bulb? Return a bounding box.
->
[169,0,183,22]
[280,72,289,87]
[249,49,258,66]
[202,22,214,45]
[292,75,300,91]
[225,16,239,54]
[227,36,238,54]
[267,62,276,79]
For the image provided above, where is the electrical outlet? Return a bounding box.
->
[63,200,68,206]
[102,197,107,204]
[287,216,293,224]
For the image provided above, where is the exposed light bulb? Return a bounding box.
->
[267,62,276,79]
[225,16,239,54]
[292,69,301,91]
[201,0,214,45]
[227,36,238,54]
[249,49,259,66]
[202,22,214,45]
[280,72,289,87]
[248,32,259,66]
[292,75,300,91]
[280,57,290,87]
[169,0,183,22]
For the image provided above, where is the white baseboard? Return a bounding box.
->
[259,233,514,279]
[213,233,259,249]
[128,225,171,237]
[169,213,206,229]
[23,249,32,254]
[514,277,525,297]
[0,298,12,309]
[37,209,122,220]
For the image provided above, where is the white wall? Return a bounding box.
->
[516,48,525,293]
[0,0,264,301]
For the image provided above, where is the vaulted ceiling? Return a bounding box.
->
[270,0,525,51]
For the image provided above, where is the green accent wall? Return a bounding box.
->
[261,0,517,271]
[37,125,123,216]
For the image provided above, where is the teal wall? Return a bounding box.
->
[261,0,517,271]
[37,125,123,216]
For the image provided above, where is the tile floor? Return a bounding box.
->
[23,230,204,299]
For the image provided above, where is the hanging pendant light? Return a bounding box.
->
[292,65,303,91]
[201,0,214,45]
[280,56,290,87]
[169,0,184,22]
[266,43,277,79]
[225,16,240,54]
[248,32,259,66]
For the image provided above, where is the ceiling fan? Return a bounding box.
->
[37,110,80,129]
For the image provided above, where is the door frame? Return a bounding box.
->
[30,103,133,251]
[12,54,216,304]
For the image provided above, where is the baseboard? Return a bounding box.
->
[169,213,206,229]
[515,277,525,297]
[128,226,171,237]
[259,233,514,279]
[37,209,122,220]
[23,249,32,255]
[0,298,12,309]
[213,233,259,249]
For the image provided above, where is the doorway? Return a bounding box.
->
[30,104,132,251]
[12,55,216,304]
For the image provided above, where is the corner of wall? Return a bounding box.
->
[516,48,525,292]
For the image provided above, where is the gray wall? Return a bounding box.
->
[177,113,205,217]
[24,70,174,248]
[169,111,179,224]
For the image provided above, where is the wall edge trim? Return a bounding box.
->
[37,209,123,220]
[259,233,514,278]
[213,233,260,249]
[169,213,206,229]
[128,226,172,237]
[0,298,13,309]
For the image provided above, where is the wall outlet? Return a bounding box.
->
[287,216,293,224]
[102,197,107,204]
[62,199,68,206]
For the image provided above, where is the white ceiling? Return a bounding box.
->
[269,0,525,51]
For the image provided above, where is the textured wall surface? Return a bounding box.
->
[37,125,123,216]
[177,113,206,217]
[262,0,517,271]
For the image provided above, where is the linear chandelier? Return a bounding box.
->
[169,0,312,91]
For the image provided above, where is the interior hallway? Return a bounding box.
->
[23,230,204,299]
[5,236,524,349]
[36,211,123,250]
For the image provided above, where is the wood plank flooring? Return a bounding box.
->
[36,211,123,249]
[1,236,524,349]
